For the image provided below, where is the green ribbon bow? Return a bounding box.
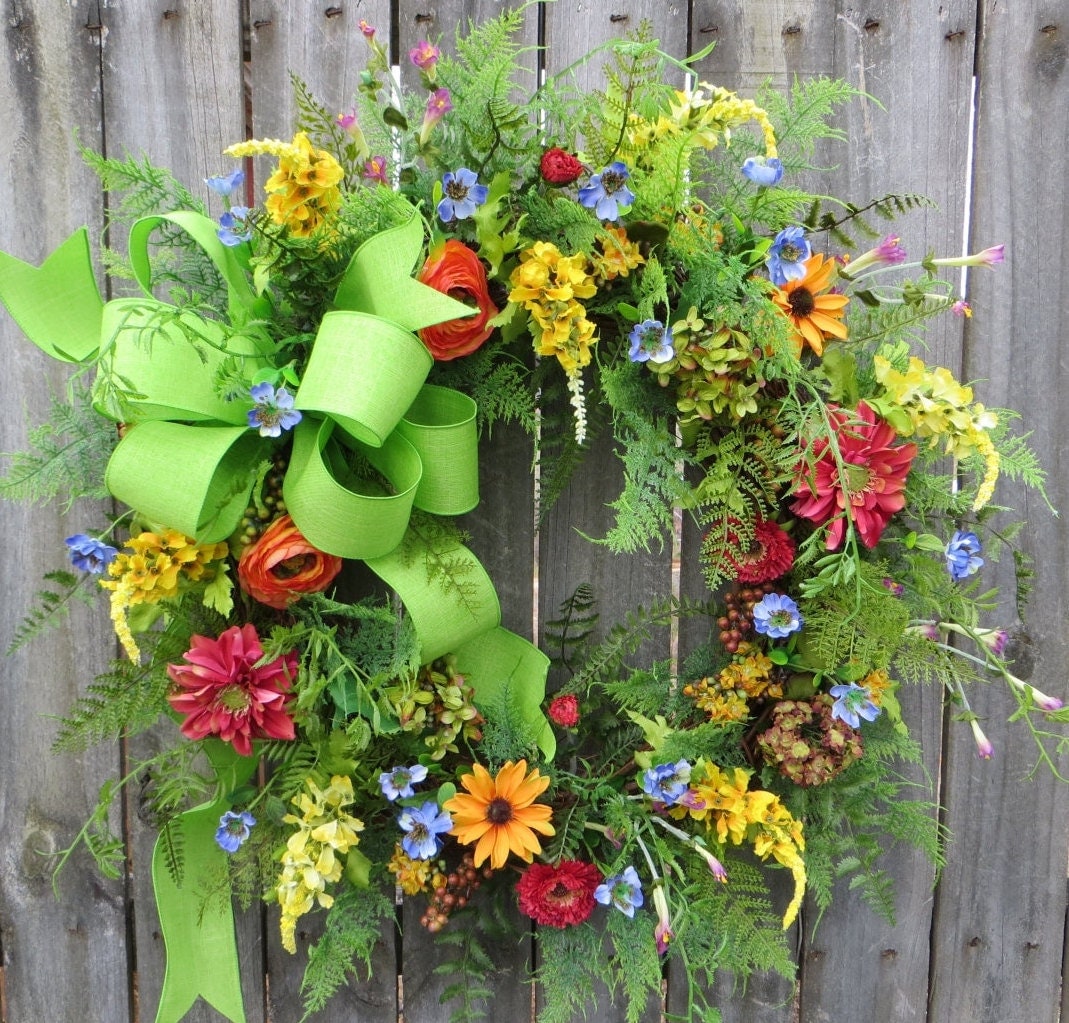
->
[0,211,554,1023]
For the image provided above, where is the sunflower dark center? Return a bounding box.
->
[486,797,514,825]
[788,288,815,317]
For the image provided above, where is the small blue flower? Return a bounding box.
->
[577,161,635,222]
[65,533,119,574]
[215,810,256,853]
[752,593,803,639]
[247,382,302,438]
[379,763,429,802]
[594,865,644,918]
[218,206,252,246]
[628,320,674,363]
[398,801,453,860]
[741,156,784,186]
[640,760,692,805]
[765,226,812,286]
[945,530,983,581]
[828,682,881,729]
[437,168,488,222]
[205,169,245,197]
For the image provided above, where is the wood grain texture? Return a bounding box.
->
[0,3,131,1021]
[928,3,1069,1022]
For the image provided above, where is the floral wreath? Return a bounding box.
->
[0,11,1062,1023]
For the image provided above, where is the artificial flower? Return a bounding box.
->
[417,240,498,359]
[628,319,674,363]
[791,401,917,549]
[952,299,973,317]
[398,802,453,860]
[594,866,644,918]
[443,760,555,869]
[515,859,602,928]
[539,147,584,185]
[437,167,488,222]
[752,593,803,638]
[547,693,580,728]
[237,514,342,609]
[716,518,796,583]
[379,763,429,801]
[578,161,635,221]
[216,810,256,853]
[828,682,881,729]
[741,155,783,185]
[166,623,297,756]
[945,529,983,581]
[770,252,849,357]
[765,226,812,285]
[388,845,436,895]
[933,244,1005,268]
[970,719,994,759]
[640,760,693,805]
[218,206,252,246]
[409,40,440,71]
[65,533,118,573]
[363,155,388,184]
[247,382,301,437]
[205,168,244,196]
[420,88,453,144]
[591,226,645,282]
[844,234,907,275]
[653,886,673,955]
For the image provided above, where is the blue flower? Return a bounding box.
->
[828,682,881,729]
[765,226,812,286]
[379,763,429,802]
[594,865,644,918]
[945,530,983,581]
[218,206,252,246]
[215,810,256,853]
[247,382,302,438]
[640,760,692,805]
[577,161,635,222]
[741,156,783,186]
[437,168,488,222]
[65,533,118,574]
[752,593,803,638]
[205,169,245,197]
[398,801,453,860]
[628,320,674,363]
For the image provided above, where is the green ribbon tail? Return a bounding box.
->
[152,741,257,1023]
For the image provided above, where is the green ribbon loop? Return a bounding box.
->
[152,740,257,1023]
[105,422,264,543]
[295,310,433,447]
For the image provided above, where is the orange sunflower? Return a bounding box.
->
[443,760,555,869]
[770,253,849,357]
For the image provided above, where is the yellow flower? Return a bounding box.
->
[591,227,645,282]
[388,844,438,895]
[225,131,343,237]
[443,760,555,869]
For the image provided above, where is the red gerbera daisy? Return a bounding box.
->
[791,401,917,550]
[167,624,298,756]
[515,859,603,928]
[718,517,796,583]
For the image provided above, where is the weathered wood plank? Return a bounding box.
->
[928,3,1069,1022]
[0,3,131,1021]
[96,3,258,1019]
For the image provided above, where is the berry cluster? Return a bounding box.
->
[420,851,494,932]
[236,454,288,549]
[717,583,777,652]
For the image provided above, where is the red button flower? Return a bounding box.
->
[539,147,584,186]
[167,624,297,756]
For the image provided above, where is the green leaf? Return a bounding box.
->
[202,561,234,617]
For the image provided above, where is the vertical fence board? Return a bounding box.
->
[929,3,1069,1022]
[0,3,132,1021]
[98,3,256,1019]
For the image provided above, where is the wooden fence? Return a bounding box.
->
[1,1,1067,1020]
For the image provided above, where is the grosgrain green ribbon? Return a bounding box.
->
[152,741,257,1023]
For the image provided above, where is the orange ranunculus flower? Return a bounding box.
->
[417,240,499,360]
[237,514,342,609]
